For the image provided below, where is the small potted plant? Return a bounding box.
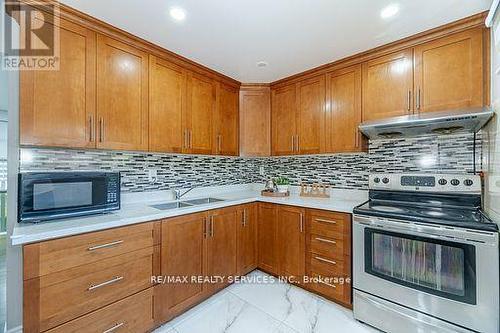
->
[275,176,290,193]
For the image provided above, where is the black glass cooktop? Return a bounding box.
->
[353,191,498,232]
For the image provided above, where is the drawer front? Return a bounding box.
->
[307,270,350,303]
[308,211,349,240]
[46,289,154,333]
[24,222,157,279]
[309,234,345,259]
[35,250,154,331]
[308,253,346,276]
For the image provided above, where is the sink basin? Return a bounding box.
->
[150,201,193,210]
[181,197,225,205]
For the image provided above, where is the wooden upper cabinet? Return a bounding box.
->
[271,84,297,156]
[185,73,216,154]
[96,35,149,151]
[362,49,414,121]
[277,206,306,279]
[239,86,271,157]
[296,75,326,154]
[414,28,484,113]
[20,17,96,148]
[149,55,186,153]
[326,65,364,153]
[215,83,239,156]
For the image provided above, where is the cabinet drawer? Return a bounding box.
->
[308,253,346,275]
[307,270,351,303]
[25,248,155,332]
[24,222,159,279]
[46,288,154,333]
[308,210,349,239]
[309,234,345,259]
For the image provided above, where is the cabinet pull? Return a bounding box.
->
[407,90,411,112]
[315,218,337,225]
[217,135,222,154]
[87,240,123,251]
[315,237,336,245]
[319,279,337,288]
[210,215,214,237]
[314,256,337,265]
[184,130,188,149]
[88,276,123,291]
[354,128,359,148]
[204,217,208,238]
[103,322,125,333]
[189,130,192,148]
[89,116,93,142]
[299,213,304,233]
[242,209,247,226]
[291,136,295,151]
[99,117,104,142]
[296,135,300,152]
[416,88,421,111]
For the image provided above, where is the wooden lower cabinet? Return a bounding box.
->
[257,203,279,274]
[277,206,306,282]
[237,204,258,275]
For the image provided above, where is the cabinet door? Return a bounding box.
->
[278,206,305,280]
[237,204,258,275]
[206,207,238,292]
[149,55,186,153]
[257,203,278,274]
[271,84,297,155]
[326,65,363,153]
[215,83,239,155]
[414,28,484,113]
[96,35,149,151]
[186,73,216,154]
[154,213,207,322]
[239,86,271,157]
[20,17,96,148]
[297,75,325,154]
[362,49,413,121]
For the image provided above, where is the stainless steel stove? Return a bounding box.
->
[352,173,499,333]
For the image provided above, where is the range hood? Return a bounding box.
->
[358,107,494,139]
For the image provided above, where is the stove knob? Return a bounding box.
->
[464,179,474,187]
[373,177,380,183]
[382,177,390,184]
[450,179,460,186]
[438,179,447,185]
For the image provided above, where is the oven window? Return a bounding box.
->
[33,182,93,210]
[365,228,476,304]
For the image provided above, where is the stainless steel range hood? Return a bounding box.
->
[358,107,494,139]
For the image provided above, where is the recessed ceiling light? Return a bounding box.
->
[169,7,186,21]
[256,61,268,68]
[380,4,399,19]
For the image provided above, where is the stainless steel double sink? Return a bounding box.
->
[150,197,225,211]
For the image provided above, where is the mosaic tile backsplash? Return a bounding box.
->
[20,132,481,192]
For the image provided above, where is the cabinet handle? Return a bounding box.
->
[314,256,337,265]
[89,115,93,142]
[87,240,123,251]
[184,130,188,149]
[88,276,123,291]
[189,130,192,148]
[204,217,208,238]
[416,88,421,111]
[291,136,295,151]
[319,279,337,288]
[99,117,104,142]
[299,213,304,233]
[296,135,300,152]
[315,218,337,225]
[354,128,359,148]
[407,90,411,112]
[242,209,247,226]
[103,322,125,333]
[210,215,214,237]
[315,237,336,245]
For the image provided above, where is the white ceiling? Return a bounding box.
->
[60,0,492,83]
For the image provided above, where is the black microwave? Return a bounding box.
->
[18,171,120,223]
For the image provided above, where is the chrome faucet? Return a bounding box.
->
[173,187,195,201]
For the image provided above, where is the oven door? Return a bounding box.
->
[19,172,120,222]
[353,215,499,333]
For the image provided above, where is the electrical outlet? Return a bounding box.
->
[148,169,158,183]
[259,166,265,176]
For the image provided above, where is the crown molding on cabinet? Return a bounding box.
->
[16,0,241,88]
[270,11,489,88]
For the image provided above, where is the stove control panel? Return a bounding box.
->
[369,174,481,193]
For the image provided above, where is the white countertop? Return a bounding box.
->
[11,184,368,245]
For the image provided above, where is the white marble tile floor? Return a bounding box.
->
[153,270,380,333]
